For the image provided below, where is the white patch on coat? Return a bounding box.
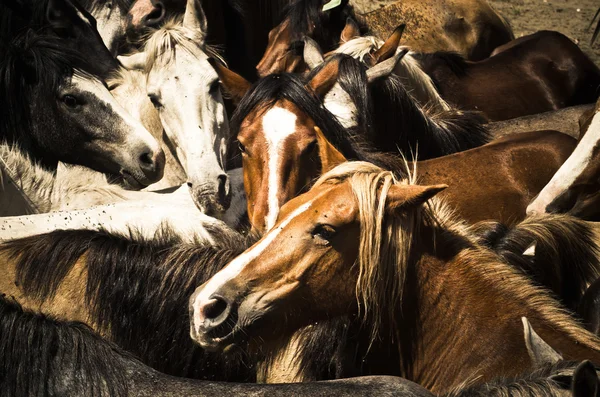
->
[527,111,600,215]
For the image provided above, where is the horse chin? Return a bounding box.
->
[192,193,232,218]
[120,169,150,190]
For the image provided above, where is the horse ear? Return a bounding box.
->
[303,37,325,71]
[366,48,408,83]
[117,52,147,70]
[183,0,207,39]
[306,58,340,98]
[372,24,406,63]
[340,17,361,43]
[208,59,251,105]
[46,0,74,35]
[385,184,447,214]
[572,361,599,397]
[314,126,346,172]
[521,317,563,368]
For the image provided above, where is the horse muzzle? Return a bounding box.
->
[188,174,232,216]
[189,285,240,351]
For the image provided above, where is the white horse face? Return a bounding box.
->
[146,31,231,216]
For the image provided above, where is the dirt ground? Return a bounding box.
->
[351,0,600,65]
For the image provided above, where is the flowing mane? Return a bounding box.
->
[307,54,490,159]
[334,36,452,111]
[0,297,132,397]
[0,227,255,380]
[143,18,224,74]
[313,161,420,342]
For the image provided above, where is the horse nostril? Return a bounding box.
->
[144,1,165,27]
[187,182,193,188]
[139,152,153,166]
[201,297,228,321]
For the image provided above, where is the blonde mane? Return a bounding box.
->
[314,161,421,343]
[143,18,224,74]
[335,36,452,112]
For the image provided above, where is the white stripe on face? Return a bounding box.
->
[192,198,315,326]
[262,106,298,231]
[527,111,600,215]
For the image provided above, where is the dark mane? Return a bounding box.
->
[447,360,597,397]
[230,71,407,176]
[0,32,95,151]
[472,218,600,310]
[0,297,132,397]
[282,0,366,51]
[0,227,256,381]
[309,54,490,160]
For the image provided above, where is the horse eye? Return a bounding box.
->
[148,93,162,109]
[312,224,336,245]
[62,95,80,108]
[302,140,317,155]
[238,141,247,155]
[209,80,220,94]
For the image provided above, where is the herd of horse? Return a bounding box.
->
[3,0,600,395]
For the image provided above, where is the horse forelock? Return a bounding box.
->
[314,161,417,345]
[143,18,224,74]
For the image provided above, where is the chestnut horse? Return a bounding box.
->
[257,0,513,76]
[190,161,600,394]
[214,60,575,234]
[527,99,600,221]
[332,26,600,122]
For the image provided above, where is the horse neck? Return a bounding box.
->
[395,53,451,113]
[396,220,600,394]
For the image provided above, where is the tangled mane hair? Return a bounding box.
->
[0,32,95,147]
[0,227,256,381]
[313,161,423,344]
[143,17,224,74]
[334,36,452,112]
[307,54,489,160]
[446,360,600,397]
[0,297,132,397]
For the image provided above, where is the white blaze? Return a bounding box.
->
[191,199,314,329]
[262,107,298,231]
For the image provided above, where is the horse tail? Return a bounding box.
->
[475,214,600,311]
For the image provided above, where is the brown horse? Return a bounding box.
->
[257,0,513,76]
[527,99,600,221]
[412,31,600,122]
[332,25,600,123]
[214,59,575,234]
[189,161,600,394]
